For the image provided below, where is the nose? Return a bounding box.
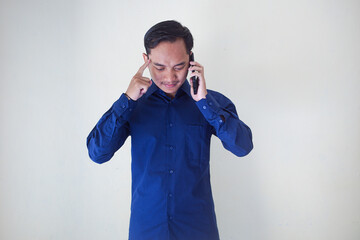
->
[163,69,176,82]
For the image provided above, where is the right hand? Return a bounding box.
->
[125,59,152,101]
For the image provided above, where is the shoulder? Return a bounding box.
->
[207,89,226,98]
[207,89,234,105]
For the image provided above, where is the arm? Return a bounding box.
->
[188,60,253,157]
[86,94,137,164]
[196,92,253,157]
[87,58,152,164]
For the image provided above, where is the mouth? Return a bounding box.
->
[163,82,178,89]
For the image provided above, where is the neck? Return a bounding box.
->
[166,92,176,99]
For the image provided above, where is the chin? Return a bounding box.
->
[163,88,177,95]
[161,83,179,92]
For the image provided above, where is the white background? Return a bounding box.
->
[1,0,359,239]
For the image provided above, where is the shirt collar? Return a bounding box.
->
[144,80,158,98]
[145,79,192,99]
[180,80,192,98]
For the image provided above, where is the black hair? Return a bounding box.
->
[144,20,193,55]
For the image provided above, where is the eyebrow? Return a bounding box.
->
[153,62,186,67]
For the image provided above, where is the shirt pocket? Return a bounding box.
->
[185,124,208,167]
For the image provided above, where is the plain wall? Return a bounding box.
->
[1,0,359,239]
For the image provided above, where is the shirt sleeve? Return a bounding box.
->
[86,93,137,164]
[195,92,253,157]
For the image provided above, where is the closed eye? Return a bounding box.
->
[153,62,186,71]
[174,66,185,71]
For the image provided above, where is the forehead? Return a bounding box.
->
[149,39,189,65]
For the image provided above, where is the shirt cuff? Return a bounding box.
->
[112,93,137,121]
[195,93,225,129]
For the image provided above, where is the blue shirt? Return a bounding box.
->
[87,80,253,240]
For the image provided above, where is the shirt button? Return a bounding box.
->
[169,216,173,220]
[219,119,223,123]
[209,102,213,106]
[169,123,173,127]
[168,193,173,198]
[169,146,173,150]
[203,106,207,110]
[169,170,174,174]
[129,108,132,112]
[122,104,126,108]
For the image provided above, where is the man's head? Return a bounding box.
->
[143,20,194,98]
[144,20,193,55]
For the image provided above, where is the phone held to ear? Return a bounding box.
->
[190,53,199,95]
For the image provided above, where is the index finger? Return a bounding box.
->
[137,58,151,75]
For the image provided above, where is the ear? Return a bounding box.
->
[142,53,149,63]
[189,51,193,66]
[189,51,194,62]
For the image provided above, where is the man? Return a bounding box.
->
[87,20,253,240]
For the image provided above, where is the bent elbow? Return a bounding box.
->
[237,142,253,157]
[237,127,253,157]
[223,140,253,157]
[88,151,113,164]
[87,136,114,164]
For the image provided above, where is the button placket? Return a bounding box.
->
[166,103,176,222]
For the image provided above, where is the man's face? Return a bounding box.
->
[144,38,190,98]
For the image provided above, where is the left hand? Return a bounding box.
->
[188,61,208,101]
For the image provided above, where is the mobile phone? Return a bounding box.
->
[190,53,199,94]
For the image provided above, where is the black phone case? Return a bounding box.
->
[190,53,199,94]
